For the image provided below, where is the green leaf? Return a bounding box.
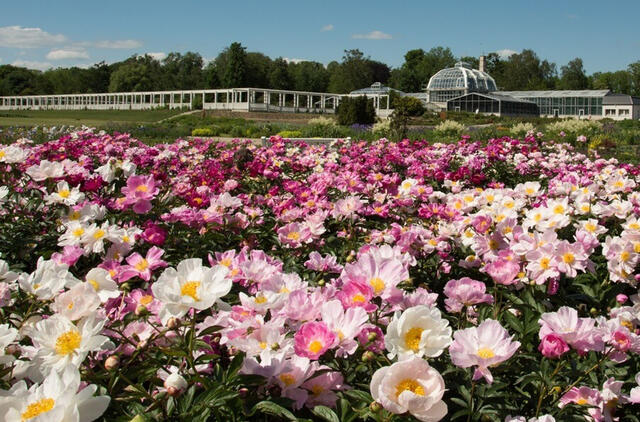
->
[311,405,340,422]
[343,389,373,404]
[251,401,298,421]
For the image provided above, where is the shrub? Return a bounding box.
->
[433,120,465,138]
[336,96,376,126]
[545,119,602,135]
[392,96,425,117]
[191,126,221,137]
[372,120,391,138]
[510,122,536,138]
[277,130,303,138]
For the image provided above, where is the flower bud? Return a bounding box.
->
[137,339,149,350]
[362,351,375,362]
[616,294,628,304]
[369,401,383,412]
[164,373,188,397]
[167,317,180,329]
[104,355,120,371]
[135,304,149,317]
[238,387,249,398]
[367,332,378,342]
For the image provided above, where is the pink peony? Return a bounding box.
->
[118,246,168,282]
[538,333,570,359]
[121,174,159,214]
[443,277,493,312]
[294,321,336,360]
[484,257,520,286]
[449,319,520,383]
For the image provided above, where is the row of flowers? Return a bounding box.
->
[0,130,639,421]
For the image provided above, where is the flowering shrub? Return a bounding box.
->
[434,120,465,138]
[0,130,639,421]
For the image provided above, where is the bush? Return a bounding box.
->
[277,130,303,138]
[303,117,344,138]
[191,126,221,137]
[336,96,376,126]
[510,122,536,138]
[372,120,391,137]
[392,96,425,117]
[433,120,465,138]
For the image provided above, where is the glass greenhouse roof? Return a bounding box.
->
[427,62,497,92]
[350,82,404,95]
[500,90,611,98]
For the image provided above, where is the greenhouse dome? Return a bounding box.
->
[427,62,497,103]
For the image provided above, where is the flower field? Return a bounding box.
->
[0,130,639,422]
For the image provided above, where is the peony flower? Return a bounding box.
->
[321,300,369,357]
[0,324,18,366]
[293,321,336,360]
[385,305,452,360]
[370,357,447,422]
[51,282,101,321]
[538,333,569,359]
[443,277,493,312]
[539,307,604,353]
[118,246,167,282]
[26,314,112,375]
[151,258,231,325]
[121,174,159,214]
[18,258,79,300]
[484,257,520,286]
[449,319,520,383]
[0,365,109,422]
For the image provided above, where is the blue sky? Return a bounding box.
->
[1,0,638,74]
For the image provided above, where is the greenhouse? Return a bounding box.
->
[426,62,498,104]
[499,90,610,118]
[447,92,539,117]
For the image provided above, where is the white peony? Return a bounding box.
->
[385,305,452,360]
[151,258,231,325]
[19,258,79,300]
[0,365,110,421]
[370,357,447,422]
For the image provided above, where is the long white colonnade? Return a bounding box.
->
[0,88,392,117]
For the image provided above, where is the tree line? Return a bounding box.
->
[1,42,639,97]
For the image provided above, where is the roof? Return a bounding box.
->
[350,82,404,95]
[427,62,497,92]
[448,92,535,104]
[500,90,610,98]
[603,94,640,105]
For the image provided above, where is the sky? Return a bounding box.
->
[1,0,639,74]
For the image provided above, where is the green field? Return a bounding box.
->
[0,109,186,127]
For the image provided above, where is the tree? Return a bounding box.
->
[629,61,640,96]
[245,52,271,88]
[109,55,163,92]
[268,58,292,90]
[218,42,247,88]
[499,49,557,90]
[336,96,376,125]
[289,61,329,92]
[162,52,204,90]
[328,49,373,93]
[558,58,589,90]
[388,47,456,92]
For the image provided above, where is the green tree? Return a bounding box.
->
[629,61,640,96]
[218,42,247,88]
[268,58,292,90]
[328,49,373,93]
[558,58,589,90]
[109,55,163,92]
[388,47,456,92]
[499,49,556,90]
[162,52,204,90]
[289,61,329,92]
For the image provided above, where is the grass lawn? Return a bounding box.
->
[0,109,186,127]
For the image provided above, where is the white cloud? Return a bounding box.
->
[321,24,334,32]
[352,30,392,40]
[12,60,53,71]
[495,49,518,59]
[283,57,307,64]
[46,48,89,60]
[0,26,67,48]
[140,52,167,61]
[91,39,143,49]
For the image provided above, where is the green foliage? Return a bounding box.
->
[191,126,221,137]
[336,96,376,125]
[277,130,303,138]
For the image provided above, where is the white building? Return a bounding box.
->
[602,94,640,120]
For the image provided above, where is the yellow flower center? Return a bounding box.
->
[562,253,575,264]
[93,229,105,240]
[259,341,267,350]
[69,211,81,220]
[395,379,425,398]
[55,330,81,356]
[21,398,55,420]
[0,151,5,158]
[404,327,423,352]
[620,251,631,262]
[553,205,565,215]
[220,258,232,267]
[134,259,149,271]
[254,295,267,304]
[73,227,84,237]
[311,384,325,396]
[576,398,588,405]
[585,223,596,232]
[308,340,323,354]
[279,373,296,386]
[476,347,495,359]
[629,222,640,230]
[525,188,535,195]
[540,257,550,270]
[287,231,300,241]
[279,287,290,294]
[58,189,71,198]
[180,281,201,301]
[87,279,99,290]
[614,181,624,188]
[140,295,154,306]
[621,320,633,330]
[136,184,148,192]
[488,239,499,250]
[352,294,366,304]
[369,277,385,295]
[122,235,130,243]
